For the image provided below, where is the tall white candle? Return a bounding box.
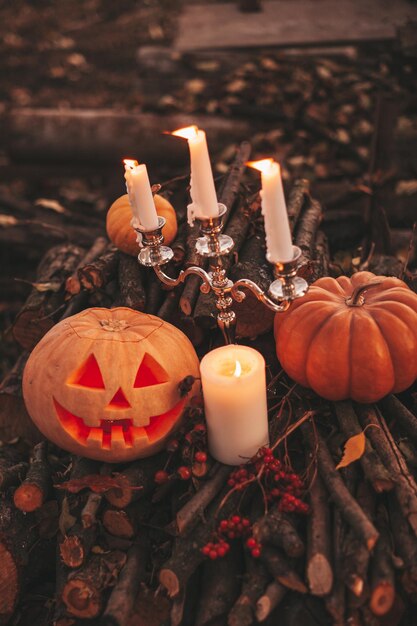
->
[200,345,269,466]
[248,159,293,263]
[171,126,219,223]
[124,159,159,231]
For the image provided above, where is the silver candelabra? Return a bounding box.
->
[135,203,308,344]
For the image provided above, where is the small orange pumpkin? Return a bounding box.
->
[23,308,200,462]
[106,193,178,256]
[274,272,417,403]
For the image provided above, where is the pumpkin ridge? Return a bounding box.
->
[347,310,354,399]
[304,309,344,390]
[366,307,416,391]
[306,308,353,399]
[356,309,395,397]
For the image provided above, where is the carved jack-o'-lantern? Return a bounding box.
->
[22,308,201,462]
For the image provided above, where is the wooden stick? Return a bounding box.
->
[0,446,27,492]
[355,403,417,537]
[195,545,243,626]
[295,195,323,261]
[0,498,52,624]
[159,487,241,597]
[13,441,51,512]
[325,509,346,626]
[117,252,146,311]
[65,236,108,296]
[378,394,417,447]
[287,179,310,234]
[0,462,28,492]
[102,505,141,539]
[228,557,270,626]
[81,492,102,529]
[259,545,307,593]
[255,580,287,622]
[342,480,373,600]
[306,474,333,596]
[171,221,188,266]
[157,286,183,321]
[62,550,127,619]
[387,492,417,596]
[253,507,304,558]
[302,422,379,551]
[370,504,395,616]
[102,534,148,626]
[334,401,394,492]
[230,232,275,339]
[174,464,231,535]
[78,244,119,291]
[12,243,85,349]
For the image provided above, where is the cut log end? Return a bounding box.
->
[370,582,396,616]
[307,554,333,596]
[159,568,180,598]
[13,483,44,512]
[0,543,19,619]
[179,296,193,317]
[105,476,132,509]
[62,580,101,619]
[60,536,85,569]
[102,509,135,539]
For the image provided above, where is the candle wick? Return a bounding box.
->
[233,361,242,378]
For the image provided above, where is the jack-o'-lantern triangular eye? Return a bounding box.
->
[134,353,168,388]
[67,354,105,389]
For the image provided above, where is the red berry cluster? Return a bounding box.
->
[227,447,309,515]
[201,515,261,560]
[201,539,230,560]
[218,515,252,539]
[246,537,262,558]
[154,416,209,485]
[227,467,256,489]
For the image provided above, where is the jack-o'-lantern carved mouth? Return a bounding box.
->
[53,398,185,450]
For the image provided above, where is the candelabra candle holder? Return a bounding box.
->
[134,205,308,344]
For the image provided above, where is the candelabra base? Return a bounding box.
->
[268,275,308,302]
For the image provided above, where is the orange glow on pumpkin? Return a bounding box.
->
[23,308,201,462]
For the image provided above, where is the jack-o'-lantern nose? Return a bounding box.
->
[106,387,131,410]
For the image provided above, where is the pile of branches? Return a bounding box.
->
[1,383,417,625]
[1,143,417,626]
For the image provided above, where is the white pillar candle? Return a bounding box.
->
[123,159,159,231]
[171,126,219,223]
[248,159,294,263]
[200,345,269,466]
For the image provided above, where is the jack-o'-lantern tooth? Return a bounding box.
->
[111,425,130,449]
[132,426,149,445]
[86,428,104,449]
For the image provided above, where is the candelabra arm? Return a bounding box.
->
[153,264,212,294]
[231,279,291,313]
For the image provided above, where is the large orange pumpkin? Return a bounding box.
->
[106,193,178,256]
[22,308,200,462]
[274,272,417,403]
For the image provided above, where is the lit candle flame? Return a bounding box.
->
[170,125,199,140]
[124,158,139,169]
[233,360,242,378]
[246,158,276,174]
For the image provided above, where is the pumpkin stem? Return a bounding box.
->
[345,281,383,307]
